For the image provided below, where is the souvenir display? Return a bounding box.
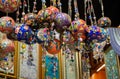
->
[0,0,119,79]
[0,0,20,13]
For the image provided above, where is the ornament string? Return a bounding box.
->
[68,0,72,17]
[21,0,27,23]
[74,0,79,20]
[89,0,97,25]
[16,0,21,23]
[33,0,37,13]
[57,0,62,12]
[86,0,93,25]
[99,0,104,17]
[42,0,46,9]
[84,0,87,23]
[27,0,30,13]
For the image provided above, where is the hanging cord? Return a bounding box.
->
[84,0,87,23]
[27,0,30,13]
[16,8,20,23]
[50,0,56,6]
[21,0,27,23]
[74,0,79,20]
[68,0,72,17]
[53,0,57,7]
[57,0,62,12]
[89,0,97,25]
[33,0,37,13]
[99,0,104,17]
[16,0,21,23]
[42,0,46,9]
[86,0,93,25]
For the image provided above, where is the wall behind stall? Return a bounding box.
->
[90,70,106,79]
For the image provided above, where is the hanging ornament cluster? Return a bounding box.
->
[0,0,112,56]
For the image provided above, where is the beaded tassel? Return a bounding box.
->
[99,0,104,17]
[68,0,72,17]
[57,0,62,12]
[33,0,37,13]
[74,0,79,20]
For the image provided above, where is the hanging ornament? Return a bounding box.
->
[32,0,37,13]
[69,19,89,41]
[61,30,75,44]
[47,6,59,14]
[0,0,20,13]
[46,6,59,22]
[0,38,15,58]
[54,12,71,32]
[0,16,15,34]
[7,23,22,40]
[37,9,52,27]
[24,13,39,31]
[35,28,50,44]
[97,0,111,28]
[98,17,111,28]
[45,39,61,54]
[17,24,36,44]
[87,25,107,43]
[92,41,106,60]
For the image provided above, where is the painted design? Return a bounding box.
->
[19,43,39,79]
[0,33,14,74]
[45,55,59,79]
[105,49,119,79]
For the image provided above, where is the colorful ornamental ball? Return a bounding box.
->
[35,28,49,44]
[17,24,35,44]
[87,25,107,42]
[54,12,71,31]
[62,31,75,44]
[47,6,59,14]
[24,13,39,31]
[0,38,15,55]
[97,17,111,28]
[69,19,89,41]
[7,23,22,40]
[0,0,20,13]
[46,6,59,21]
[24,13,37,24]
[37,9,52,23]
[46,39,61,55]
[0,16,15,34]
